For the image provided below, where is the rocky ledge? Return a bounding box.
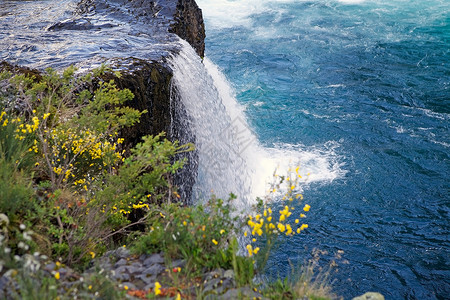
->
[0,247,267,300]
[0,0,203,201]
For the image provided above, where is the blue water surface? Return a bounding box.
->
[198,0,449,299]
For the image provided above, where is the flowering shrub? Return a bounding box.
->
[245,166,311,273]
[0,66,192,265]
[132,195,243,269]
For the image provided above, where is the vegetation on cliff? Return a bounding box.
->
[0,67,337,299]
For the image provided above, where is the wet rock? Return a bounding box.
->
[170,0,205,57]
[352,292,385,300]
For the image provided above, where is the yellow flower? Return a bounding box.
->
[183,221,187,226]
[253,247,260,254]
[303,204,311,212]
[244,231,248,237]
[277,223,286,232]
[88,285,92,290]
[220,229,225,234]
[286,224,293,235]
[279,214,286,222]
[252,238,256,242]
[300,214,306,218]
[54,272,60,280]
[246,244,253,257]
[295,219,299,224]
[124,285,129,290]
[176,293,181,300]
[89,251,96,259]
[300,224,309,230]
[212,239,218,245]
[154,282,162,295]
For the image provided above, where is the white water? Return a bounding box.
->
[169,40,344,205]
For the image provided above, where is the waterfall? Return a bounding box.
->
[169,39,344,206]
[169,39,254,206]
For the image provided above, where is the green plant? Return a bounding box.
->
[245,166,311,274]
[132,195,252,276]
[0,66,193,265]
[0,112,36,218]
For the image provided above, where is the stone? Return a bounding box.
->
[143,264,165,276]
[203,277,222,294]
[203,268,224,281]
[114,258,128,268]
[115,247,131,259]
[137,273,157,286]
[127,262,144,273]
[352,292,385,300]
[171,259,186,269]
[143,253,165,266]
[121,282,137,290]
[223,270,234,279]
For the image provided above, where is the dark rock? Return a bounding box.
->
[137,273,157,285]
[203,277,223,294]
[112,266,130,281]
[114,258,128,267]
[115,247,131,259]
[143,253,165,266]
[121,282,137,290]
[170,0,205,57]
[143,264,165,276]
[170,259,186,269]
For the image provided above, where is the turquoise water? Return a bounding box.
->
[197,0,449,298]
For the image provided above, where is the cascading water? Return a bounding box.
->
[169,39,254,205]
[168,39,344,206]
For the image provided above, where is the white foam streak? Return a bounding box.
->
[204,57,345,200]
[170,40,344,207]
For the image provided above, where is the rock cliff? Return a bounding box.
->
[0,0,205,202]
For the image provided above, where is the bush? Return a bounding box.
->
[0,66,192,265]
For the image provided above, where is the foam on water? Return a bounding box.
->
[204,58,345,196]
[169,40,344,206]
